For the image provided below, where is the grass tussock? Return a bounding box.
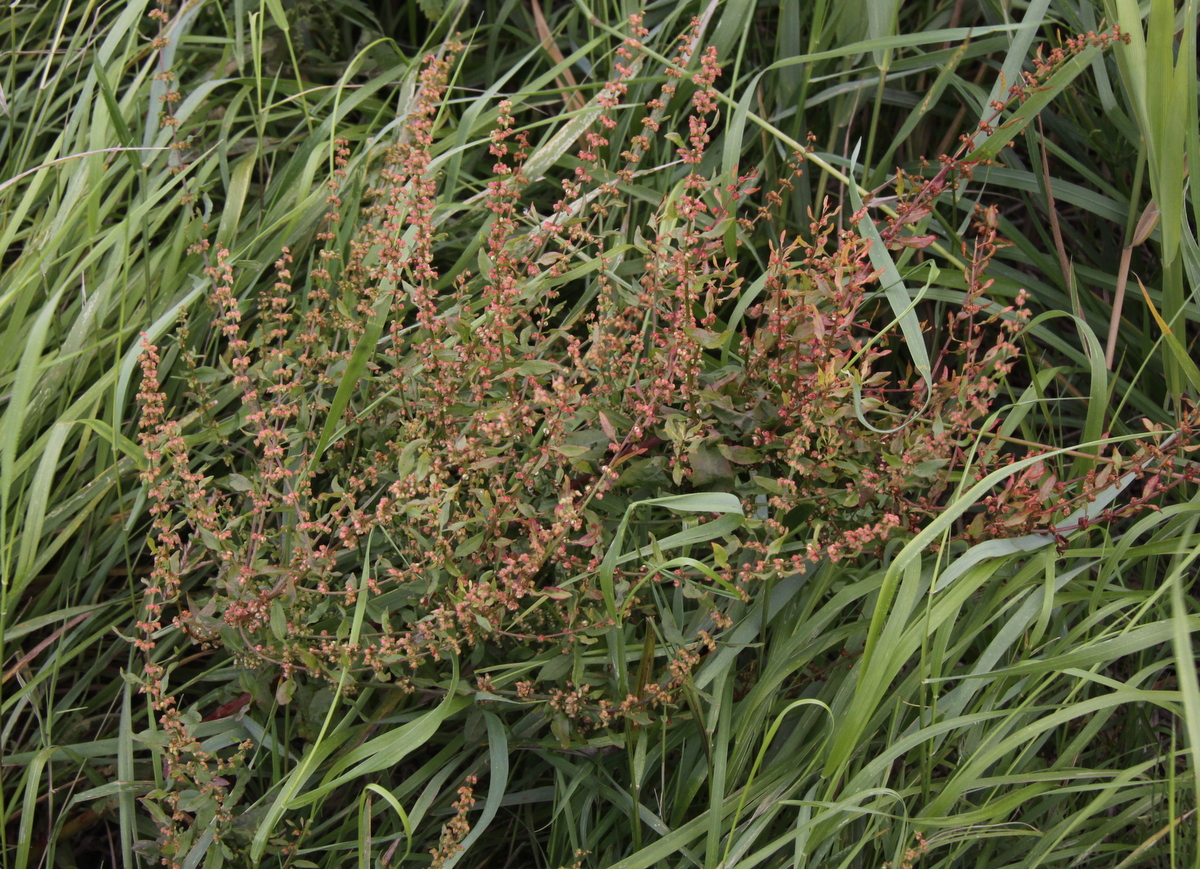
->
[2,1,1199,868]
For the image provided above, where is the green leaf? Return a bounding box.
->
[262,0,289,33]
[848,160,933,421]
[442,712,509,869]
[965,47,1102,163]
[308,290,395,473]
[1139,279,1200,394]
[688,444,733,486]
[717,444,761,465]
[523,102,604,181]
[363,784,413,864]
[417,0,446,22]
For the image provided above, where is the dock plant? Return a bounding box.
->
[3,1,1199,867]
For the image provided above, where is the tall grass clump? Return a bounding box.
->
[4,1,1200,868]
[120,15,1199,869]
[1,0,428,865]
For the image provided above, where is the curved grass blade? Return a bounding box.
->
[307,289,395,474]
[442,711,509,869]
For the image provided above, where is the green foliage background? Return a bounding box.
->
[2,0,1199,867]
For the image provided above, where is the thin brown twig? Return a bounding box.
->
[2,612,92,685]
[530,0,587,113]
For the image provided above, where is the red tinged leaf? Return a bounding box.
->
[202,692,252,722]
[885,234,937,250]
